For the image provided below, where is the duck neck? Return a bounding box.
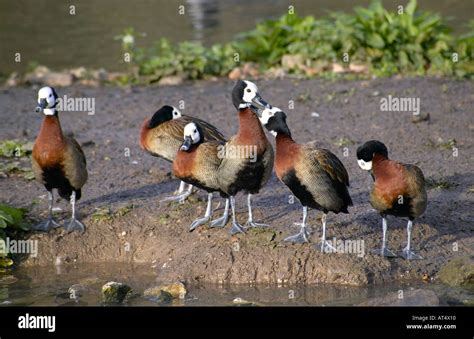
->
[37,114,65,146]
[237,108,267,145]
[371,153,390,179]
[275,131,296,150]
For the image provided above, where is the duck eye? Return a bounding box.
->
[246,89,251,93]
[194,129,197,133]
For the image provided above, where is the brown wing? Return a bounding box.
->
[295,146,352,212]
[62,137,88,190]
[143,116,225,161]
[181,115,226,142]
[308,147,350,186]
[404,163,427,217]
[194,140,225,191]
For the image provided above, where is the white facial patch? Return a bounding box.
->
[357,159,372,171]
[43,108,56,116]
[259,106,281,125]
[242,80,259,103]
[172,107,182,119]
[183,122,200,143]
[37,86,56,107]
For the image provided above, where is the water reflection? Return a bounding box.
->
[0,263,470,306]
[187,0,219,41]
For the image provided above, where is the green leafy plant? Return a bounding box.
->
[0,140,33,158]
[0,140,35,180]
[117,0,474,82]
[0,204,30,268]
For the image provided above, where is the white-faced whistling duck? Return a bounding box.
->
[32,86,88,233]
[357,140,427,260]
[257,107,352,250]
[173,122,230,231]
[140,105,226,202]
[217,80,274,235]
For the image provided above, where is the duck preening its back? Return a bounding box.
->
[140,105,225,162]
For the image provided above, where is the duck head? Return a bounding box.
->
[356,140,388,171]
[148,105,182,128]
[257,106,292,137]
[180,122,204,152]
[36,86,58,115]
[232,80,270,113]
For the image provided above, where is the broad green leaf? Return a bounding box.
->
[366,33,385,48]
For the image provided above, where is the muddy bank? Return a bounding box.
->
[0,77,473,286]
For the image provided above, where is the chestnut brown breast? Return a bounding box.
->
[371,154,409,212]
[32,116,67,169]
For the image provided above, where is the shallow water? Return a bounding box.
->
[1,0,473,73]
[0,263,471,306]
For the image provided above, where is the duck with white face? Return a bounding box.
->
[173,122,230,231]
[32,86,88,233]
[256,106,352,249]
[231,80,270,111]
[36,86,59,115]
[357,140,427,260]
[217,80,274,234]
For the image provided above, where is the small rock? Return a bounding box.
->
[438,256,474,287]
[44,72,74,87]
[332,63,346,73]
[228,67,242,80]
[349,63,368,73]
[303,66,320,77]
[6,72,21,87]
[158,75,184,86]
[101,281,133,304]
[156,281,187,299]
[0,275,18,285]
[106,72,126,82]
[242,62,259,77]
[79,79,100,87]
[411,112,430,124]
[24,66,50,85]
[281,54,304,71]
[232,297,261,306]
[92,68,108,81]
[265,67,286,78]
[143,287,173,304]
[360,289,439,306]
[70,67,87,79]
[311,112,320,117]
